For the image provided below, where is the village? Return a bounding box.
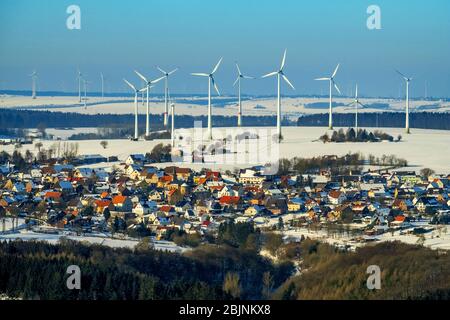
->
[1,146,450,252]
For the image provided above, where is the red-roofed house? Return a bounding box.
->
[112,195,132,212]
[328,190,346,205]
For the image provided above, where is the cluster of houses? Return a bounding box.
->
[1,153,450,241]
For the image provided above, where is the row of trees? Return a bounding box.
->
[319,128,400,143]
[0,109,290,132]
[0,142,80,170]
[277,152,408,175]
[277,153,364,175]
[298,112,450,130]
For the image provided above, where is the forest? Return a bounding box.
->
[0,109,289,132]
[273,240,450,300]
[0,222,294,300]
[1,236,448,300]
[298,112,450,130]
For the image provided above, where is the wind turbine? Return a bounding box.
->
[77,69,83,103]
[191,57,223,140]
[134,71,165,137]
[346,84,366,133]
[171,103,175,148]
[123,79,146,141]
[396,70,413,134]
[30,70,37,99]
[315,64,341,130]
[83,78,89,109]
[233,63,254,127]
[261,49,295,142]
[100,73,105,98]
[157,67,178,128]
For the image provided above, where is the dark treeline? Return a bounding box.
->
[274,241,450,300]
[0,109,290,131]
[0,237,293,300]
[298,112,450,130]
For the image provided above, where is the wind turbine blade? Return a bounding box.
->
[243,75,254,79]
[333,81,342,95]
[211,57,223,74]
[211,77,220,96]
[332,63,340,78]
[168,68,178,75]
[233,77,240,87]
[191,73,209,77]
[282,74,295,90]
[157,66,167,75]
[151,75,165,84]
[395,69,409,81]
[315,77,329,81]
[123,79,136,92]
[139,87,147,93]
[134,70,148,83]
[262,71,278,78]
[235,63,242,76]
[355,84,358,98]
[280,49,287,70]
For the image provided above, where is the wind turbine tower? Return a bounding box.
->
[396,70,413,134]
[347,84,366,133]
[191,58,223,140]
[315,64,341,130]
[124,79,145,140]
[100,73,105,98]
[157,67,178,128]
[171,103,175,148]
[30,71,37,99]
[134,71,165,137]
[77,69,83,103]
[261,49,295,142]
[233,63,254,127]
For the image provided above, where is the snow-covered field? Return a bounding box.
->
[5,126,450,174]
[1,94,449,118]
[0,225,186,253]
[284,223,450,251]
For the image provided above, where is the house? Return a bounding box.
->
[159,205,176,216]
[30,168,43,178]
[94,199,113,214]
[125,164,142,176]
[133,202,154,216]
[74,168,94,179]
[244,205,265,217]
[164,166,192,181]
[167,188,183,204]
[360,183,386,198]
[12,183,26,193]
[218,185,242,198]
[414,197,441,213]
[328,190,346,205]
[219,196,241,209]
[57,180,74,193]
[287,201,302,213]
[392,199,412,212]
[126,154,145,165]
[265,189,284,199]
[112,195,133,212]
[76,154,107,165]
[239,169,265,185]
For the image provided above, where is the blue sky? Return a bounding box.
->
[1,0,449,97]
